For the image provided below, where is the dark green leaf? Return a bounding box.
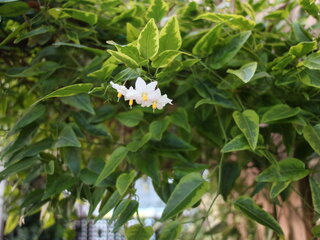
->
[270,181,290,199]
[221,134,250,153]
[256,158,309,182]
[303,125,320,155]
[96,190,122,221]
[61,94,95,115]
[261,104,300,123]
[309,177,320,214]
[234,196,283,235]
[160,172,209,221]
[0,157,39,180]
[149,117,170,141]
[42,174,76,200]
[219,161,241,200]
[55,124,81,148]
[113,200,138,232]
[170,108,191,133]
[95,147,128,185]
[61,147,81,176]
[116,110,143,127]
[0,1,30,17]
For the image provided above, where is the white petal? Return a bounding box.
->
[135,77,146,91]
[148,88,161,102]
[124,87,137,100]
[146,81,158,92]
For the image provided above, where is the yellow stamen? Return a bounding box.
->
[142,93,148,101]
[129,99,133,109]
[152,102,157,112]
[117,92,122,101]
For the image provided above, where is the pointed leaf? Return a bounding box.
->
[221,134,251,153]
[95,147,128,185]
[107,50,140,68]
[309,177,320,214]
[151,50,181,68]
[261,104,300,123]
[137,19,159,59]
[116,110,144,127]
[270,181,291,199]
[147,0,168,22]
[227,62,257,83]
[55,124,81,148]
[170,108,191,133]
[61,94,95,115]
[125,224,154,240]
[233,109,259,150]
[149,118,170,141]
[209,31,251,69]
[289,41,317,57]
[42,174,76,200]
[256,158,309,182]
[303,52,320,70]
[160,172,209,221]
[158,17,181,54]
[234,196,283,235]
[159,221,182,240]
[116,170,137,195]
[192,23,223,57]
[219,161,241,200]
[303,125,320,155]
[96,190,122,221]
[113,200,138,232]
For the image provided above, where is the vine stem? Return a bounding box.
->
[191,193,220,240]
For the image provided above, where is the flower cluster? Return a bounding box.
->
[110,77,172,111]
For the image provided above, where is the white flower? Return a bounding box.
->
[124,86,137,109]
[134,77,158,106]
[148,88,173,112]
[110,81,128,101]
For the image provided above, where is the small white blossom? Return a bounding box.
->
[110,81,127,101]
[147,88,173,111]
[124,86,138,109]
[134,77,158,106]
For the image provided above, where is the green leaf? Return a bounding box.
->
[14,26,55,44]
[170,108,191,133]
[298,0,319,19]
[116,170,137,196]
[157,133,196,151]
[4,212,19,235]
[96,190,122,221]
[195,13,256,30]
[95,147,128,185]
[233,109,259,150]
[0,157,39,180]
[116,110,144,127]
[53,42,106,55]
[137,18,159,59]
[261,104,301,123]
[192,23,223,57]
[0,1,30,17]
[126,23,139,42]
[146,0,168,22]
[61,94,95,115]
[209,31,251,69]
[55,124,81,148]
[221,134,251,153]
[303,125,320,155]
[9,104,46,136]
[300,69,320,88]
[194,98,239,110]
[270,181,290,199]
[48,8,98,25]
[107,50,140,68]
[42,174,76,200]
[160,172,209,221]
[271,53,296,70]
[312,225,320,237]
[149,118,170,141]
[234,196,283,235]
[38,83,93,102]
[127,133,151,152]
[125,224,154,240]
[159,221,182,240]
[151,50,181,68]
[158,16,181,54]
[303,52,320,70]
[113,200,138,232]
[309,177,320,214]
[61,147,81,176]
[116,45,146,66]
[289,41,317,57]
[227,62,257,83]
[219,161,241,200]
[6,61,61,77]
[256,158,309,182]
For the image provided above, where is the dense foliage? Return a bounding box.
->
[1,0,320,239]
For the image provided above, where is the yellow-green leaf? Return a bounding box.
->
[227,62,257,83]
[107,50,140,68]
[147,0,168,22]
[137,19,159,59]
[158,17,181,54]
[125,224,154,240]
